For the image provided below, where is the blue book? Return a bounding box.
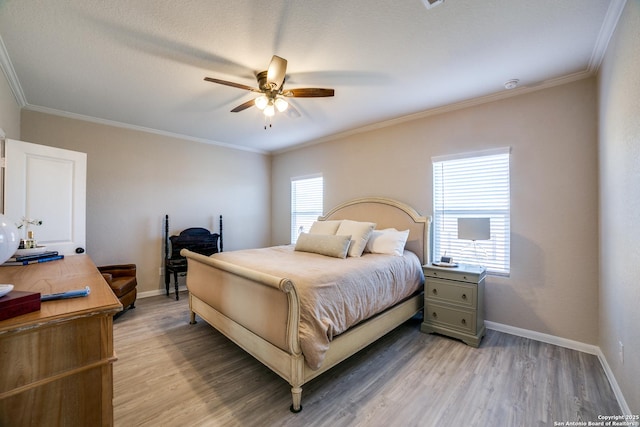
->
[2,255,64,266]
[14,251,59,262]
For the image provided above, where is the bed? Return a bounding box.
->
[182,197,431,412]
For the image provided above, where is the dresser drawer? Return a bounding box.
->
[426,278,476,308]
[425,303,477,335]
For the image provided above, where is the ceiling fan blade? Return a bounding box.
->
[266,55,287,90]
[231,98,257,112]
[283,88,335,98]
[204,77,258,92]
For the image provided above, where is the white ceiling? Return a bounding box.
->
[0,0,624,153]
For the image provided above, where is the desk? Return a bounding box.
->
[0,255,122,427]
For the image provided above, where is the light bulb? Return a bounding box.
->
[254,95,268,110]
[264,103,275,117]
[275,97,288,112]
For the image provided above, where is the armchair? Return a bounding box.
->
[98,264,138,314]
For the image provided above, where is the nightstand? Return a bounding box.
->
[420,263,486,347]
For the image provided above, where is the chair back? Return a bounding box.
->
[164,214,223,267]
[168,228,220,261]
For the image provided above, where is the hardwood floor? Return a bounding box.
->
[113,293,620,427]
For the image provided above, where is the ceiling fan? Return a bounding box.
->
[204,55,334,127]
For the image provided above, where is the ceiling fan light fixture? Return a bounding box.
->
[264,103,276,117]
[255,95,268,110]
[275,97,289,113]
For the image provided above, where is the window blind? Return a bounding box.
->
[291,175,323,244]
[432,148,511,275]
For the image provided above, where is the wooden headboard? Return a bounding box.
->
[318,197,431,265]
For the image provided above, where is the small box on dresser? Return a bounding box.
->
[0,291,41,321]
[420,263,486,347]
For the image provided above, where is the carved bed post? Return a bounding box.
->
[290,360,304,413]
[164,215,170,296]
[281,277,304,412]
[219,215,223,252]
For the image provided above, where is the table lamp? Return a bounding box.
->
[457,217,490,265]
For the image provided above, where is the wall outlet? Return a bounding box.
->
[619,341,624,364]
[159,267,163,276]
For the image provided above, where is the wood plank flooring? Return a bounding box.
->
[113,293,620,427]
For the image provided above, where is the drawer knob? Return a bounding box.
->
[432,312,438,318]
[461,293,467,300]
[432,289,438,295]
[463,276,468,280]
[461,318,467,325]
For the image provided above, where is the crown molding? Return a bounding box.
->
[4,1,626,156]
[274,2,630,156]
[0,35,27,107]
[275,70,594,155]
[588,0,627,72]
[22,104,268,155]
[1,32,266,155]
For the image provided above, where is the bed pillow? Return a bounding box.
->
[294,232,352,259]
[336,220,376,257]
[365,228,410,256]
[308,220,342,235]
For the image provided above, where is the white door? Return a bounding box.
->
[3,139,86,255]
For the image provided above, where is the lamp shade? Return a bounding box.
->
[274,97,288,112]
[0,214,20,264]
[254,95,268,110]
[264,103,275,117]
[457,218,490,241]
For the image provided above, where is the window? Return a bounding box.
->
[291,175,323,244]
[432,148,511,275]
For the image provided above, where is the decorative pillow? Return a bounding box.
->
[365,228,410,256]
[308,220,342,235]
[294,233,352,259]
[336,220,376,257]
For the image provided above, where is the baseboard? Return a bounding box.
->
[485,321,631,415]
[138,285,187,299]
[484,321,599,354]
[594,347,632,415]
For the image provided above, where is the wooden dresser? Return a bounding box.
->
[0,255,122,427]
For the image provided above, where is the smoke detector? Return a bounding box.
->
[422,0,445,9]
[504,79,520,90]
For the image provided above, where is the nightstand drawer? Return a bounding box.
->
[426,278,476,308]
[423,266,485,284]
[425,303,476,334]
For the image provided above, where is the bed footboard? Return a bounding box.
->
[181,249,306,411]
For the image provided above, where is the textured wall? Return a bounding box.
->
[598,0,640,414]
[21,110,271,295]
[273,78,600,345]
